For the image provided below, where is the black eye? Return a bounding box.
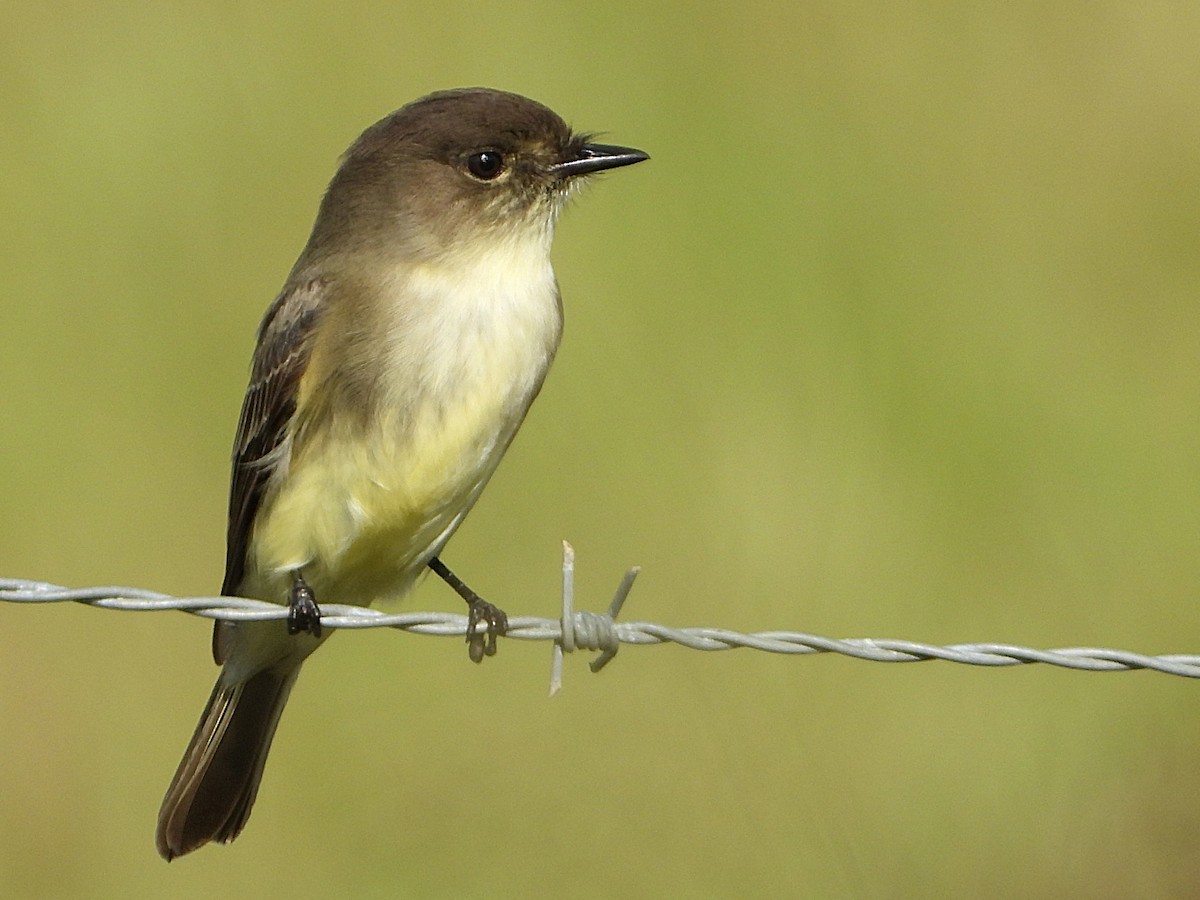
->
[466,150,505,180]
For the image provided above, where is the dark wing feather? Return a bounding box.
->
[221,277,328,599]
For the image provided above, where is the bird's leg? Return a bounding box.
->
[427,556,508,663]
[287,571,323,638]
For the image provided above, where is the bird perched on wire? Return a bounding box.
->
[155,87,647,859]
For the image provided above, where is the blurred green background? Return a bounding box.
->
[3,2,1199,897]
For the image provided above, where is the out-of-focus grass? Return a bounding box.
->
[3,3,1199,897]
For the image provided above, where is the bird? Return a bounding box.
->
[155,87,647,859]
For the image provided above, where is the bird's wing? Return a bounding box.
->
[221,277,328,601]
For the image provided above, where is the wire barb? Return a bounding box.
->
[4,551,1200,686]
[547,542,640,696]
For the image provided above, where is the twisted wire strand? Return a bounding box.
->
[4,547,1199,687]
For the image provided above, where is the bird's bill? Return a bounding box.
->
[551,143,650,178]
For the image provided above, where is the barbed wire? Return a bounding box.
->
[4,542,1199,692]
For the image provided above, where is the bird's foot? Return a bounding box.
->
[465,596,509,663]
[428,556,508,662]
[287,572,323,638]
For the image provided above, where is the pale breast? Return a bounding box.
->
[247,235,563,607]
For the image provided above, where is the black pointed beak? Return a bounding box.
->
[551,142,649,178]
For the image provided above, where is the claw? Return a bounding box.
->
[287,573,322,638]
[466,597,508,663]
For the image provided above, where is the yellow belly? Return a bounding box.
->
[240,235,562,608]
[243,378,526,607]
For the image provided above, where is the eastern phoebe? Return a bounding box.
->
[155,87,647,859]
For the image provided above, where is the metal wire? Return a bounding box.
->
[4,542,1199,692]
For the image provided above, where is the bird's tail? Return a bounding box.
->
[155,664,301,860]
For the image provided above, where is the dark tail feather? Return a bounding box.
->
[155,665,300,860]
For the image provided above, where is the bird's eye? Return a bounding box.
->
[465,150,505,180]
